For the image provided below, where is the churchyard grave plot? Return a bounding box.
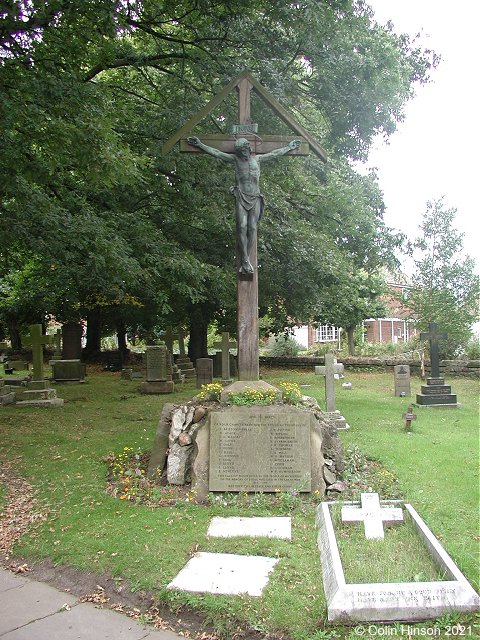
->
[168,516,291,597]
[316,493,480,622]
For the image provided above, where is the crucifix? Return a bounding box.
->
[163,71,326,381]
[420,322,447,379]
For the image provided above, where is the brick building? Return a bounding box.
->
[292,282,418,349]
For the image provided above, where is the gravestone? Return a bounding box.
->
[196,358,213,389]
[341,492,404,539]
[394,364,411,397]
[213,332,237,385]
[0,379,15,405]
[17,325,63,407]
[317,495,480,622]
[416,323,458,407]
[5,360,29,371]
[62,322,83,360]
[176,329,196,379]
[191,405,325,500]
[50,359,86,382]
[139,344,174,394]
[50,329,62,361]
[315,353,349,430]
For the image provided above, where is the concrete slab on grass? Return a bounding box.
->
[0,570,30,592]
[207,516,291,540]
[168,552,279,596]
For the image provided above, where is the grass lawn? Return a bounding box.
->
[0,365,478,640]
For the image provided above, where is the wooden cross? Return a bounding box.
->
[163,71,326,382]
[213,332,237,384]
[341,493,404,540]
[420,322,448,379]
[402,405,417,432]
[23,324,54,381]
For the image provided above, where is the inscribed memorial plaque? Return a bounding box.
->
[209,406,311,492]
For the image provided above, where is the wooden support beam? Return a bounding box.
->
[179,135,309,155]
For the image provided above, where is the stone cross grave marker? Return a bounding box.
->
[315,353,344,412]
[421,322,447,379]
[163,70,326,381]
[341,492,404,540]
[51,328,62,361]
[213,332,237,384]
[23,324,54,382]
[394,364,411,397]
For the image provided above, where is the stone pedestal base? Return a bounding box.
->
[16,380,64,407]
[0,382,15,405]
[140,380,174,394]
[416,377,458,407]
[220,380,282,403]
[324,410,350,431]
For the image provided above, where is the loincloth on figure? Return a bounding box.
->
[231,186,265,220]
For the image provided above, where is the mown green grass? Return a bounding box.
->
[0,366,478,639]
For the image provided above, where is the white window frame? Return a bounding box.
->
[315,325,338,343]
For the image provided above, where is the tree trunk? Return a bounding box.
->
[347,325,356,356]
[7,318,22,351]
[116,321,128,365]
[188,310,209,364]
[84,309,102,358]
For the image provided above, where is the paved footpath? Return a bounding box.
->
[0,568,183,640]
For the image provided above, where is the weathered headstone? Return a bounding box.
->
[315,353,349,430]
[62,322,83,360]
[139,344,174,394]
[341,492,404,540]
[50,359,86,382]
[416,323,458,407]
[196,358,213,389]
[317,496,480,622]
[5,360,29,371]
[394,364,411,397]
[213,332,237,385]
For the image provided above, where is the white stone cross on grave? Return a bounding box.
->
[341,493,404,540]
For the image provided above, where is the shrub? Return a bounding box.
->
[266,335,301,357]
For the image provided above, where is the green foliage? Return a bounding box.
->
[0,368,478,637]
[0,0,439,347]
[406,199,480,357]
[196,382,223,402]
[227,387,277,406]
[265,335,302,357]
[278,381,303,405]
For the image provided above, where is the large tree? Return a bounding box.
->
[405,199,479,358]
[0,1,438,348]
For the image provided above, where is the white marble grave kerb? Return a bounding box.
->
[316,497,480,622]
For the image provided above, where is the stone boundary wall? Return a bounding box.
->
[260,356,480,378]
